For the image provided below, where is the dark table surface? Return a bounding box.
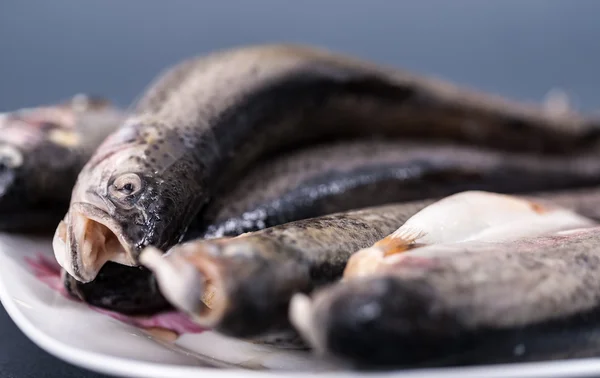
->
[2,1,600,377]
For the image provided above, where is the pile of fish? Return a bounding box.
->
[4,44,600,369]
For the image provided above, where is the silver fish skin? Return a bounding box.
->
[53,43,600,283]
[141,187,600,343]
[139,202,432,342]
[64,133,600,315]
[290,225,600,368]
[194,139,600,239]
[64,138,600,315]
[0,95,124,231]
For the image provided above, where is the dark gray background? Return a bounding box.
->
[1,1,600,377]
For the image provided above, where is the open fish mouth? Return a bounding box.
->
[140,245,221,326]
[53,202,136,283]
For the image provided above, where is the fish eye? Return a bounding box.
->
[109,173,143,202]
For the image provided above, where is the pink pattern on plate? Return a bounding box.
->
[25,254,205,336]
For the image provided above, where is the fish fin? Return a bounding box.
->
[529,201,551,214]
[343,247,384,278]
[374,226,427,257]
[390,225,427,241]
[526,199,563,215]
[344,225,428,278]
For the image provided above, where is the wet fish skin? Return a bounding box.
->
[66,135,600,315]
[0,95,124,231]
[142,203,431,340]
[293,226,600,368]
[72,184,600,320]
[193,140,600,239]
[55,43,600,283]
[342,190,597,278]
[59,138,466,315]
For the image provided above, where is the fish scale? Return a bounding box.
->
[0,95,124,231]
[41,44,600,341]
[291,225,600,367]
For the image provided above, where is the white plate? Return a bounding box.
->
[2,232,600,378]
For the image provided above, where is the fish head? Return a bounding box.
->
[0,95,121,226]
[53,121,205,283]
[0,141,25,211]
[0,109,46,216]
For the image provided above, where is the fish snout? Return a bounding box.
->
[140,242,228,327]
[140,246,207,315]
[289,293,326,354]
[52,205,136,283]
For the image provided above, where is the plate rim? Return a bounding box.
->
[3,235,600,378]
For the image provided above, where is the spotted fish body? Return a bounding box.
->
[63,200,431,321]
[289,223,600,367]
[141,187,600,344]
[54,43,600,284]
[45,44,600,355]
[61,137,600,314]
[0,95,124,231]
[194,140,600,239]
[140,202,433,342]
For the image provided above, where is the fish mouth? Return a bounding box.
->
[289,293,326,354]
[53,202,136,283]
[139,243,226,328]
